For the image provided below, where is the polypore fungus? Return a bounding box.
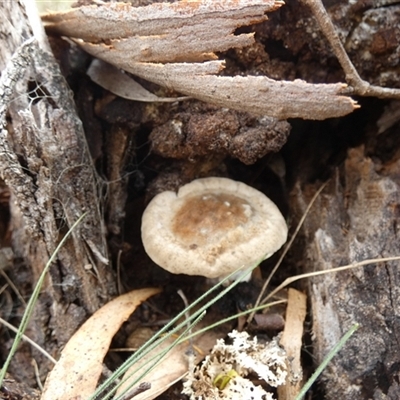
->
[141,177,287,280]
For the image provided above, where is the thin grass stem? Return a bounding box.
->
[249,182,327,325]
[0,317,56,364]
[0,213,86,386]
[294,323,359,400]
[263,256,400,304]
[89,263,261,400]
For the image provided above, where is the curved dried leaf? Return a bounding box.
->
[115,316,230,400]
[41,287,161,400]
[87,60,189,103]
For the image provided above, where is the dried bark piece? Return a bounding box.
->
[277,288,306,400]
[41,288,161,400]
[0,3,117,384]
[42,0,282,62]
[127,62,357,120]
[42,0,358,120]
[0,39,41,237]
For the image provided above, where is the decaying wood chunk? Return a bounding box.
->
[290,146,400,399]
[42,0,282,58]
[149,103,291,164]
[42,0,358,120]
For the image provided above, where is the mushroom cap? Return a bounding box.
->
[141,177,288,279]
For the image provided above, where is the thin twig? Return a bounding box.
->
[31,358,44,391]
[301,0,400,99]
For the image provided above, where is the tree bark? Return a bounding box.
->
[0,0,116,383]
[290,145,400,399]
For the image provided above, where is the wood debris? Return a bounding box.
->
[42,0,358,120]
[277,288,307,400]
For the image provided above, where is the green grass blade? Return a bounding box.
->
[89,262,262,400]
[0,213,87,386]
[112,311,206,400]
[294,323,359,400]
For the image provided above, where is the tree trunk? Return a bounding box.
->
[0,0,116,384]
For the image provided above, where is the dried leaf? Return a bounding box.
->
[87,59,189,103]
[42,0,358,120]
[114,317,230,400]
[41,287,161,400]
[116,337,191,400]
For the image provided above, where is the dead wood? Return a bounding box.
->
[41,0,359,120]
[0,0,116,383]
[290,146,400,399]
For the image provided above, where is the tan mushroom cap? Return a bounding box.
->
[141,177,288,280]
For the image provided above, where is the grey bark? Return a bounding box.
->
[290,146,400,399]
[0,0,116,381]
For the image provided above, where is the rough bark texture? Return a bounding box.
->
[289,145,400,399]
[0,0,116,384]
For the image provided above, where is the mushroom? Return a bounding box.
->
[141,177,288,281]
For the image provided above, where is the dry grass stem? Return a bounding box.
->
[264,256,400,304]
[0,317,56,364]
[248,182,327,325]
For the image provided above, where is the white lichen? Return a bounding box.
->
[182,330,288,400]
